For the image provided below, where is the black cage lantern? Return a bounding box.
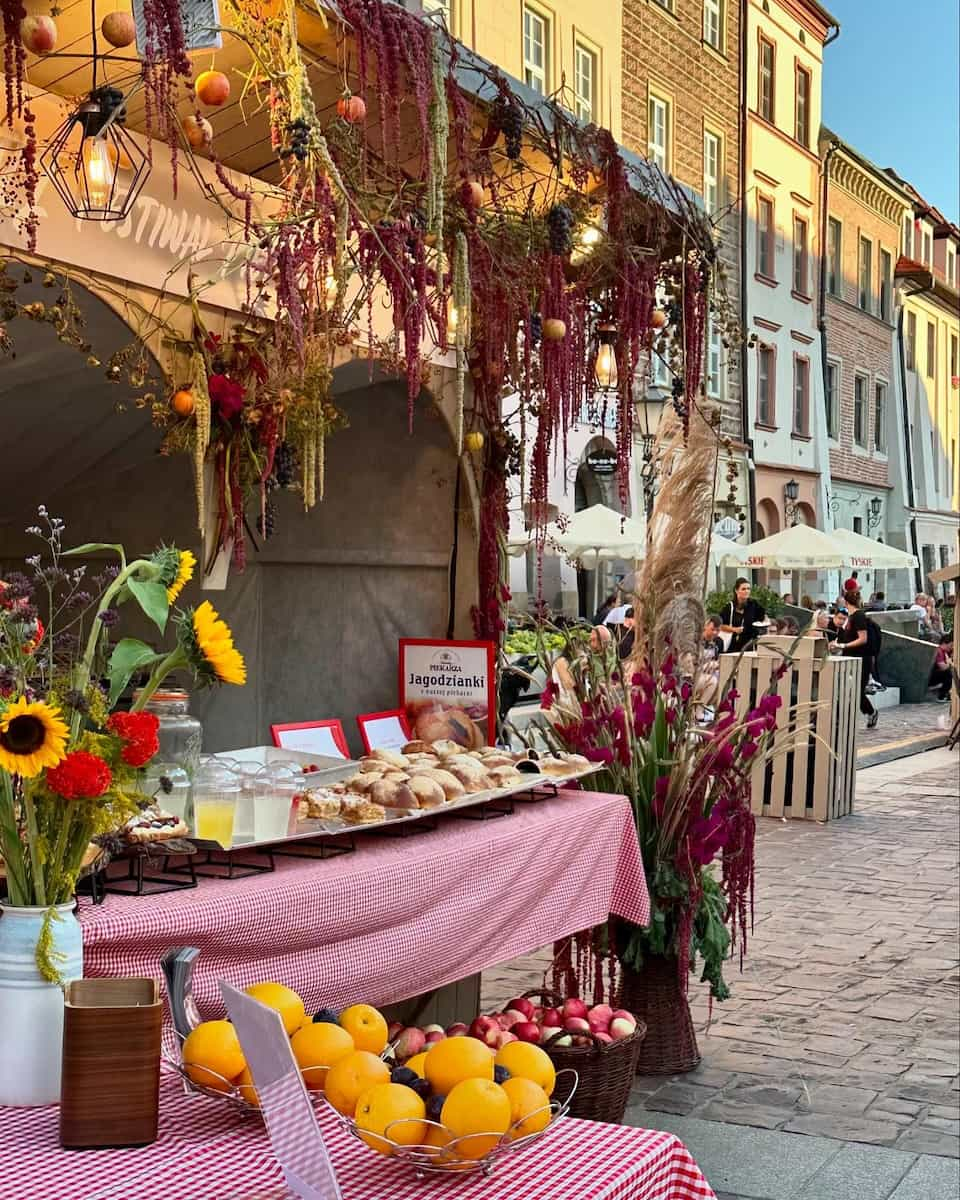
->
[40,87,150,222]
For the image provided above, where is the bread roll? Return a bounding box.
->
[447,765,492,793]
[370,779,418,810]
[416,768,465,800]
[346,772,382,793]
[429,739,463,758]
[371,748,410,769]
[488,766,525,787]
[359,757,385,774]
[401,740,431,755]
[407,775,447,809]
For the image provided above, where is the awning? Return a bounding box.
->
[831,528,919,570]
[738,525,846,569]
[507,504,646,566]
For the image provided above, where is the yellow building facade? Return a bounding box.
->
[423,0,622,139]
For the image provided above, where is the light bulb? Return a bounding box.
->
[580,225,602,248]
[447,297,459,333]
[81,136,115,209]
[324,273,338,306]
[595,341,617,390]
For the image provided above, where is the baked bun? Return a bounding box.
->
[413,706,483,750]
[447,765,492,793]
[401,740,431,755]
[417,768,466,800]
[346,772,382,793]
[407,775,447,809]
[371,748,409,769]
[538,756,572,777]
[370,779,418,810]
[428,739,463,758]
[488,766,524,787]
[358,757,385,774]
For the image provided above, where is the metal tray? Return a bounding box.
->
[195,762,599,852]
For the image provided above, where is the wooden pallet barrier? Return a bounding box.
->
[719,652,860,821]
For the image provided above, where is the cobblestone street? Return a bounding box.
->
[481,745,960,1196]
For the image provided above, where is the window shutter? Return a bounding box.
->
[132,0,223,54]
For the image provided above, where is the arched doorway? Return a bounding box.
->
[574,438,618,619]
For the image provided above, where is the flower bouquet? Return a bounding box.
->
[0,508,246,1105]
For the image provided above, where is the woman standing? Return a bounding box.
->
[719,579,766,653]
[838,589,878,728]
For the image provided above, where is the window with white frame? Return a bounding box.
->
[523,6,549,95]
[574,42,596,124]
[903,213,914,259]
[874,381,887,453]
[757,195,774,278]
[793,216,808,294]
[703,129,721,216]
[827,217,841,296]
[879,248,893,322]
[703,0,722,50]
[825,359,839,438]
[927,321,936,377]
[854,373,868,447]
[648,92,670,171]
[906,310,917,370]
[757,345,774,425]
[793,357,809,435]
[795,65,811,147]
[858,236,872,311]
[758,36,775,122]
[706,318,723,399]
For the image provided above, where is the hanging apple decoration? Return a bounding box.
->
[20,15,57,55]
[100,11,136,48]
[195,70,231,107]
[650,308,668,329]
[182,115,213,149]
[461,179,485,208]
[336,94,366,124]
[170,388,195,418]
[464,431,484,452]
[542,318,567,342]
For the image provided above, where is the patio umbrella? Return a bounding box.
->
[830,528,919,570]
[551,504,647,567]
[710,534,753,567]
[738,524,846,569]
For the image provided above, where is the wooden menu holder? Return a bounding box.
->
[60,977,162,1150]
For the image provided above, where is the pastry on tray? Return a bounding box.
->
[401,740,431,755]
[124,807,189,843]
[339,797,386,824]
[487,765,525,787]
[369,748,410,769]
[415,768,465,800]
[297,790,342,821]
[406,775,447,809]
[369,779,418,811]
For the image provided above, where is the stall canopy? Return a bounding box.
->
[507,504,647,565]
[830,529,919,570]
[711,535,753,568]
[739,525,846,569]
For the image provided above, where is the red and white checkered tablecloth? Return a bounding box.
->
[78,789,649,1020]
[0,1075,716,1200]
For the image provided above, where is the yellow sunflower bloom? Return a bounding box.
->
[165,549,196,604]
[190,601,247,685]
[0,697,69,778]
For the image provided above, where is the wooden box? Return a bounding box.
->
[60,978,162,1149]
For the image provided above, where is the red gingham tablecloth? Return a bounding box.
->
[79,789,649,1019]
[0,1075,716,1200]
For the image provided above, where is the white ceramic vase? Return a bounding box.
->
[0,901,83,1105]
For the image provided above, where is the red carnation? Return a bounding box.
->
[106,711,160,768]
[47,751,112,801]
[208,373,245,421]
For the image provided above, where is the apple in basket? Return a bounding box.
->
[563,1017,590,1035]
[588,1004,614,1030]
[562,998,588,1021]
[423,1025,446,1045]
[506,997,537,1021]
[393,1027,426,1060]
[541,1022,563,1044]
[469,1015,501,1048]
[542,1007,563,1028]
[512,1022,541,1044]
[446,1022,469,1037]
[610,1011,638,1040]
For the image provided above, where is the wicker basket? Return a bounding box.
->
[514,989,646,1124]
[618,957,700,1076]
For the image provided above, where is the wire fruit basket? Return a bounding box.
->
[329,1069,578,1178]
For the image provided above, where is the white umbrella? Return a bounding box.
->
[550,504,647,567]
[711,534,752,567]
[830,528,919,570]
[738,524,846,569]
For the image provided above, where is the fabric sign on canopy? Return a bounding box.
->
[738,525,846,570]
[830,529,919,570]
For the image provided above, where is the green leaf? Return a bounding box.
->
[62,542,125,557]
[127,577,169,633]
[108,639,160,705]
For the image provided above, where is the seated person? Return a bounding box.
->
[695,615,725,707]
[824,608,847,643]
[929,635,954,703]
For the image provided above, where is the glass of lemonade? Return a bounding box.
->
[193,759,241,848]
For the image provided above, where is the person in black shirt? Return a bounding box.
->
[617,606,636,661]
[719,579,766,653]
[837,590,878,727]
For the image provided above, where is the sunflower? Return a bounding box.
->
[178,601,246,686]
[165,549,196,604]
[0,697,69,778]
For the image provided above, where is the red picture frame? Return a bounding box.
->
[398,638,497,747]
[270,719,350,759]
[356,709,412,754]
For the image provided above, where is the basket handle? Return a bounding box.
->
[520,987,565,1009]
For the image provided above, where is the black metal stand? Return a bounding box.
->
[269,833,356,860]
[77,854,198,902]
[163,848,275,879]
[455,796,515,820]
[376,814,440,837]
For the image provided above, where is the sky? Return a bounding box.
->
[821,0,960,223]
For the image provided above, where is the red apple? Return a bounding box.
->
[387,1021,404,1041]
[20,15,57,55]
[564,1016,590,1034]
[588,1014,611,1035]
[610,1014,638,1040]
[462,179,485,208]
[532,1007,544,1022]
[505,997,536,1020]
[610,1009,637,1026]
[394,1027,426,1060]
[469,1016,502,1048]
[496,1012,518,1031]
[512,1022,542,1044]
[542,1007,563,1028]
[424,1030,445,1045]
[588,1004,614,1028]
[446,1022,469,1037]
[562,998,588,1021]
[594,1031,614,1044]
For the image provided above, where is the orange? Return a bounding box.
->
[354,1082,426,1155]
[243,982,305,1036]
[501,1077,551,1139]
[235,1065,261,1108]
[338,1004,388,1054]
[182,1020,245,1092]
[424,1036,494,1095]
[290,1021,354,1090]
[324,1050,390,1116]
[404,1051,428,1077]
[441,1078,512,1160]
[494,1042,556,1096]
[170,388,195,417]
